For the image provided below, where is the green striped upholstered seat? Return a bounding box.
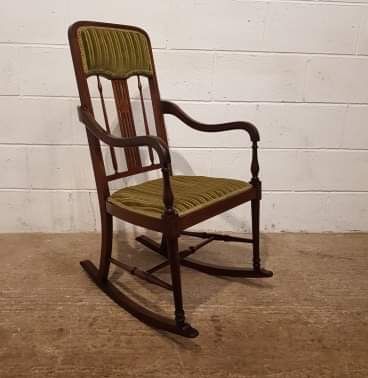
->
[108,176,252,219]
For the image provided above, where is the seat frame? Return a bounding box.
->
[68,21,273,338]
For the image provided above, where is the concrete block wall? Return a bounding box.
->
[0,0,367,233]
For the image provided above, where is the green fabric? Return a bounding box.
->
[108,175,252,218]
[77,26,152,78]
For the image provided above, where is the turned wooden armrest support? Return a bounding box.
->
[79,106,175,212]
[161,100,261,185]
[160,100,260,142]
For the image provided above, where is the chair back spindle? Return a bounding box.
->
[137,75,155,165]
[97,75,119,173]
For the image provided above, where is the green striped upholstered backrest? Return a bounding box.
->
[77,25,153,79]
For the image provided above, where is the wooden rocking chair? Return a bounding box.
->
[68,21,273,338]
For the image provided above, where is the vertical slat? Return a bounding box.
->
[97,75,119,173]
[112,79,142,171]
[137,75,155,165]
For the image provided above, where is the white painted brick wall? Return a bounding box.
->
[0,0,367,233]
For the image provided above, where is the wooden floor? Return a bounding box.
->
[0,232,367,377]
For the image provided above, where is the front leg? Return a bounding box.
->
[251,199,261,272]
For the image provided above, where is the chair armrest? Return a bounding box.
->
[161,100,261,186]
[160,100,260,142]
[78,106,171,167]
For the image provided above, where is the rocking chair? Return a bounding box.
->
[68,21,273,338]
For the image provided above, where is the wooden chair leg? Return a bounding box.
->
[167,235,199,337]
[98,212,113,282]
[177,199,272,278]
[80,217,199,338]
[251,199,261,272]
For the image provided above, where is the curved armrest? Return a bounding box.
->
[161,100,259,142]
[161,100,261,186]
[78,106,171,167]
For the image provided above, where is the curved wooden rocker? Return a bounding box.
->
[68,21,273,338]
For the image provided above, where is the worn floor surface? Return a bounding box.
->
[0,232,367,377]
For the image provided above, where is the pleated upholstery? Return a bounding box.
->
[108,176,252,219]
[77,26,152,78]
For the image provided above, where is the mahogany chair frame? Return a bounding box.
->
[68,21,273,338]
